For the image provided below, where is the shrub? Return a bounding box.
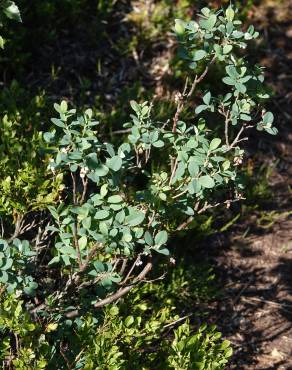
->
[0,2,276,369]
[40,4,276,312]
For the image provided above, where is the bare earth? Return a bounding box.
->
[210,1,292,368]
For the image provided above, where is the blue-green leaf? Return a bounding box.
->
[199,175,215,188]
[154,230,168,246]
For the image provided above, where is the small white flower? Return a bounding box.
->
[170,257,176,265]
[233,157,243,166]
[136,259,143,266]
[80,167,89,178]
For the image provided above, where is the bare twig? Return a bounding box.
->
[229,124,253,149]
[79,244,100,273]
[121,255,141,285]
[172,55,216,133]
[111,128,132,135]
[119,258,127,275]
[163,313,193,329]
[169,157,178,185]
[73,221,82,269]
[94,261,153,308]
[8,214,24,242]
[176,198,243,231]
[0,217,4,238]
[80,177,88,204]
[70,172,77,205]
[187,55,216,99]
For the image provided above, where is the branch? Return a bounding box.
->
[229,124,253,149]
[120,254,141,285]
[94,261,153,308]
[80,177,88,204]
[172,55,216,133]
[187,55,216,99]
[70,172,77,205]
[176,198,244,231]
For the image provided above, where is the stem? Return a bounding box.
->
[80,177,88,204]
[224,112,231,148]
[71,172,77,205]
[169,157,178,185]
[121,255,141,285]
[94,262,153,308]
[172,55,216,133]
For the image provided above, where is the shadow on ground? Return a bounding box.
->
[202,1,292,368]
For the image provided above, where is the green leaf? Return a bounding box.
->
[188,179,201,194]
[189,61,197,70]
[78,236,87,250]
[107,195,123,204]
[201,7,210,17]
[144,231,154,246]
[263,111,274,124]
[51,118,65,128]
[123,233,132,243]
[99,222,108,235]
[154,230,168,246]
[0,36,5,49]
[222,77,235,86]
[60,100,68,113]
[1,258,13,271]
[0,271,8,283]
[174,19,185,34]
[226,65,239,79]
[100,184,108,198]
[3,2,22,22]
[125,209,145,227]
[195,105,207,115]
[199,175,215,188]
[188,160,199,177]
[125,316,134,327]
[193,50,207,61]
[226,6,235,22]
[48,256,60,265]
[130,100,140,114]
[209,138,221,151]
[172,162,186,183]
[95,164,109,177]
[235,82,246,94]
[240,114,251,121]
[107,156,122,172]
[203,92,211,105]
[266,127,278,135]
[200,14,217,30]
[222,160,230,171]
[152,140,164,148]
[156,247,170,256]
[223,45,233,54]
[95,210,110,220]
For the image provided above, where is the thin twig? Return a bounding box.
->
[71,172,77,205]
[172,55,216,133]
[121,255,141,285]
[80,177,88,204]
[169,157,178,185]
[94,261,153,308]
[163,313,193,329]
[176,198,243,231]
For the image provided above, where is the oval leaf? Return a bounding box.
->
[199,175,215,188]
